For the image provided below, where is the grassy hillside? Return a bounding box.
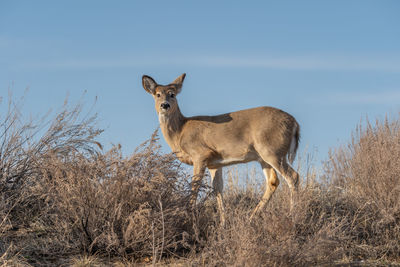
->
[1,98,399,266]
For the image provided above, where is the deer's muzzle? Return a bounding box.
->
[160,102,170,110]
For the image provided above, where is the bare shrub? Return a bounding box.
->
[0,95,195,265]
[192,168,354,267]
[325,114,400,260]
[2,92,400,266]
[0,94,103,263]
[192,113,400,266]
[0,95,101,217]
[38,133,195,260]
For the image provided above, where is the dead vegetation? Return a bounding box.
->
[1,95,399,266]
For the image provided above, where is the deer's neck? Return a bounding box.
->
[158,107,186,150]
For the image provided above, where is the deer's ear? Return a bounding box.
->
[171,73,186,94]
[142,75,157,95]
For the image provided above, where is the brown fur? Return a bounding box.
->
[142,73,300,223]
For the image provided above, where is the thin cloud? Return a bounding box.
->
[312,90,400,105]
[10,55,400,73]
[195,56,400,72]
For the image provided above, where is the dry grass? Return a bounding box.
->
[1,95,400,266]
[324,116,400,261]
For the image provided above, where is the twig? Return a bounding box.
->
[159,196,165,262]
[152,221,156,267]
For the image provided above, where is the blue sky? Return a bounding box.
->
[1,1,400,166]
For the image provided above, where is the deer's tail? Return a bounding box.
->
[288,122,300,164]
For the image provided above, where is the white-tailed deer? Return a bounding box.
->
[142,73,300,224]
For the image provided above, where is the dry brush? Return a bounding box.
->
[1,95,400,266]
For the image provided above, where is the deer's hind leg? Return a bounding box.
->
[209,168,225,226]
[258,152,299,211]
[250,161,279,220]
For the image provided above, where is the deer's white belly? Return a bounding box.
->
[209,152,259,167]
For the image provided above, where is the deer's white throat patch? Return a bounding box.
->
[158,113,165,124]
[158,113,169,124]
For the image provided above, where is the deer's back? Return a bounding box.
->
[178,106,297,166]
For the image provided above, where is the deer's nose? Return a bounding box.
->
[160,102,170,110]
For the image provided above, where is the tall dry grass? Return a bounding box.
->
[1,94,399,266]
[193,115,400,266]
[325,116,400,260]
[0,95,200,266]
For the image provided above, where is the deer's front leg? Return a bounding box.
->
[190,161,206,208]
[209,168,225,226]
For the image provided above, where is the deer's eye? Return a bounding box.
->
[169,93,175,98]
[156,93,161,98]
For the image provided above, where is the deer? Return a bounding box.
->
[142,73,300,225]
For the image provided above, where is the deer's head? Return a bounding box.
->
[142,74,186,117]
